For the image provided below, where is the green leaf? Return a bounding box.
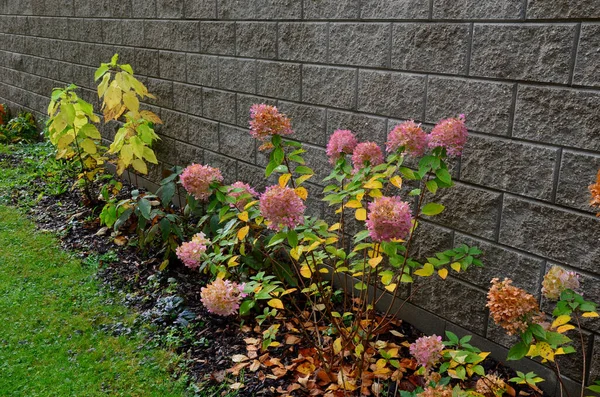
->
[455,366,466,380]
[399,167,416,180]
[80,123,101,139]
[130,136,145,159]
[95,64,110,81]
[80,138,97,154]
[435,168,452,185]
[142,147,158,164]
[421,203,445,216]
[295,166,313,175]
[507,341,528,361]
[110,53,119,66]
[156,183,175,206]
[137,198,151,220]
[120,64,134,74]
[287,230,298,248]
[425,180,438,194]
[120,144,133,166]
[131,159,148,174]
[239,300,256,316]
[272,147,284,165]
[265,160,278,178]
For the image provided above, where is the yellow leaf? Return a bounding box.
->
[356,192,365,201]
[329,223,341,231]
[400,274,413,283]
[381,273,393,285]
[131,158,148,174]
[237,225,249,241]
[552,315,571,328]
[450,262,461,273]
[557,324,575,334]
[295,174,313,185]
[346,200,362,208]
[376,358,387,369]
[295,187,308,200]
[369,256,383,268]
[368,189,383,198]
[390,175,403,189]
[355,208,367,221]
[279,173,292,187]
[300,265,312,278]
[583,311,599,318]
[104,83,122,111]
[537,341,554,362]
[244,200,258,210]
[414,263,434,277]
[319,268,329,274]
[385,283,397,292]
[364,179,383,189]
[333,338,343,354]
[228,256,240,267]
[80,138,97,154]
[438,268,448,280]
[290,246,303,261]
[325,237,338,244]
[527,344,538,357]
[267,299,284,310]
[238,211,249,222]
[122,91,139,113]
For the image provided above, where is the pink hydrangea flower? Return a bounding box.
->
[542,266,580,300]
[176,233,209,269]
[249,104,293,140]
[180,164,223,201]
[365,196,412,242]
[227,181,258,211]
[428,114,468,157]
[351,142,384,173]
[200,278,247,316]
[259,185,305,231]
[409,335,445,368]
[326,129,358,164]
[386,120,428,156]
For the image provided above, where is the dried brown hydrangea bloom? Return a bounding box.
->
[590,170,600,216]
[476,374,506,396]
[487,278,544,336]
[417,384,453,397]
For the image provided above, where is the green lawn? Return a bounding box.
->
[0,204,189,396]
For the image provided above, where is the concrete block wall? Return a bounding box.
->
[1,0,599,389]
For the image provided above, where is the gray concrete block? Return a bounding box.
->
[303,0,359,19]
[556,150,600,214]
[392,23,470,74]
[591,335,600,384]
[135,49,160,77]
[470,24,576,84]
[236,22,277,59]
[217,0,256,19]
[461,135,558,201]
[176,141,204,167]
[219,124,256,163]
[499,196,600,273]
[527,0,600,19]
[358,70,425,119]
[144,77,174,109]
[277,101,327,147]
[361,0,429,19]
[132,0,156,18]
[187,116,219,152]
[173,82,202,116]
[256,61,301,101]
[159,109,189,140]
[173,82,203,116]
[432,0,524,19]
[200,22,235,56]
[426,77,514,136]
[218,57,256,94]
[185,0,216,18]
[110,0,131,17]
[144,20,200,52]
[302,65,356,109]
[455,233,544,292]
[574,24,600,88]
[122,20,145,47]
[74,0,110,17]
[413,276,489,335]
[278,23,328,63]
[159,51,187,81]
[430,183,502,240]
[329,23,391,68]
[256,0,301,19]
[202,88,236,124]
[513,86,600,151]
[186,54,219,87]
[409,221,454,262]
[156,0,184,18]
[326,109,387,144]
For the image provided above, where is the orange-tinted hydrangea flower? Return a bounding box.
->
[180,164,223,201]
[386,120,428,156]
[200,278,246,316]
[541,265,580,301]
[487,278,544,335]
[249,104,293,140]
[428,114,468,157]
[259,185,305,231]
[590,170,600,216]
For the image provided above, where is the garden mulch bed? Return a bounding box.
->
[2,150,545,397]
